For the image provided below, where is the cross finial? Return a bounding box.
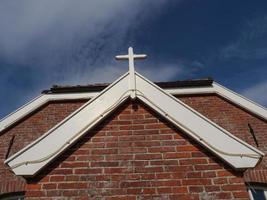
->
[115,47,147,73]
[115,47,147,99]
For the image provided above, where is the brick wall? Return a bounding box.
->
[0,100,87,194]
[178,94,267,183]
[24,100,250,200]
[1,93,267,199]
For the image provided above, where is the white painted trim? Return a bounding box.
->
[135,72,263,169]
[248,185,267,200]
[1,81,266,134]
[0,92,97,132]
[168,82,267,121]
[213,82,267,120]
[5,73,130,176]
[4,71,263,176]
[165,86,215,95]
[115,47,147,99]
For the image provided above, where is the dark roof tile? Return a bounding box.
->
[42,78,213,94]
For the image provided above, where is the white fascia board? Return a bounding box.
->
[165,86,215,95]
[135,72,263,169]
[0,92,97,132]
[3,72,266,175]
[168,83,267,121]
[212,82,267,121]
[5,73,130,176]
[1,81,266,134]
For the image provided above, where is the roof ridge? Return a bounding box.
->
[42,77,214,94]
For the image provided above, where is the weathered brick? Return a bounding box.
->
[42,183,57,190]
[222,184,246,191]
[182,179,212,186]
[0,100,86,194]
[75,169,101,176]
[1,97,263,199]
[189,186,204,193]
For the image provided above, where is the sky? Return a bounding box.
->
[0,0,267,118]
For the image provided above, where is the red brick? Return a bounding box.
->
[213,178,228,184]
[104,167,126,174]
[180,158,208,165]
[91,148,118,155]
[135,154,162,160]
[1,98,261,199]
[119,124,144,130]
[152,180,181,187]
[217,170,233,177]
[194,164,221,170]
[60,162,88,168]
[58,182,87,189]
[189,186,204,193]
[74,168,102,174]
[51,169,73,175]
[90,161,119,167]
[187,172,202,178]
[133,141,160,147]
[182,179,212,186]
[163,152,191,159]
[233,191,249,198]
[222,184,246,191]
[105,154,133,161]
[203,171,216,178]
[42,183,57,190]
[143,188,156,194]
[133,129,159,135]
[172,186,188,193]
[148,146,176,153]
[26,191,45,197]
[205,185,221,192]
[119,135,145,141]
[135,166,163,173]
[140,173,155,180]
[228,177,243,184]
[157,187,172,194]
[119,147,146,154]
[127,188,142,194]
[176,145,198,151]
[26,184,41,190]
[156,173,172,179]
[215,192,232,199]
[62,190,78,196]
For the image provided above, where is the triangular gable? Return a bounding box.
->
[5,71,264,176]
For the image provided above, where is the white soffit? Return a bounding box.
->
[5,71,264,176]
[135,72,263,169]
[5,72,130,176]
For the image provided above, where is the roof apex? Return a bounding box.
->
[5,72,263,176]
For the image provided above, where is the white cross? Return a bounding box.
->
[115,47,147,99]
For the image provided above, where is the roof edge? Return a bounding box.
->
[5,72,263,176]
[42,78,213,94]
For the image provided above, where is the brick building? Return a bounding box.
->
[0,48,267,199]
